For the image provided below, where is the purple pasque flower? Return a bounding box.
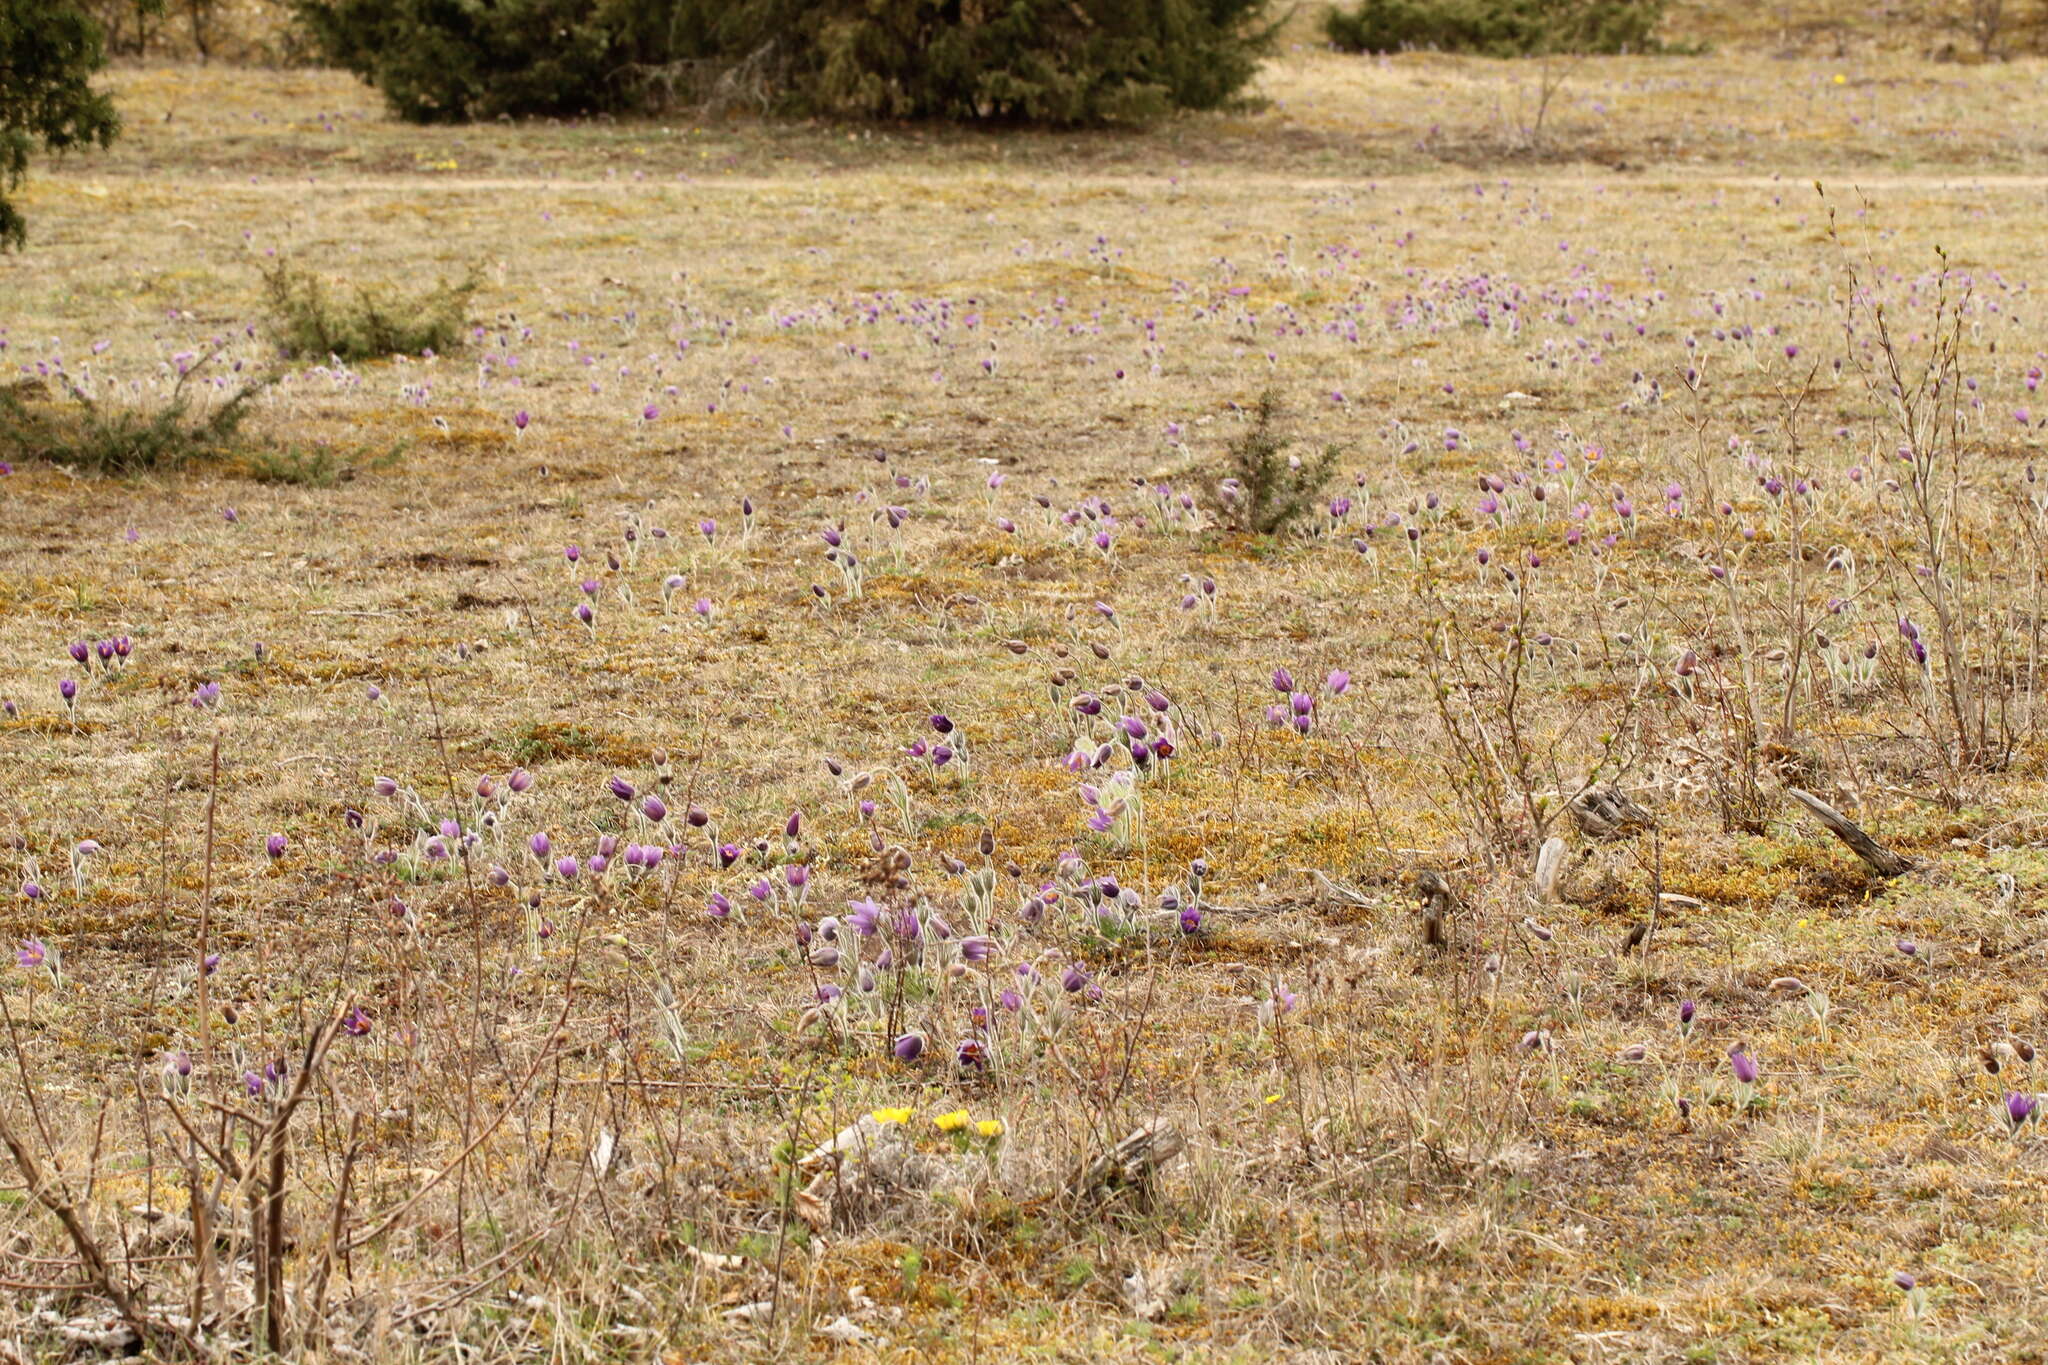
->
[1729,1047,1760,1086]
[892,1032,925,1062]
[340,1005,373,1036]
[554,856,580,881]
[640,795,667,823]
[846,899,883,936]
[16,938,47,969]
[707,891,732,919]
[529,831,552,861]
[2007,1091,2039,1132]
[608,775,636,803]
[265,833,287,860]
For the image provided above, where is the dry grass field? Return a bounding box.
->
[7,40,2048,1362]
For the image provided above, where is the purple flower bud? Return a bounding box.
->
[707,892,732,918]
[893,1032,925,1062]
[641,795,667,823]
[608,775,636,802]
[2008,1091,2038,1130]
[68,641,89,664]
[507,767,533,793]
[60,678,77,702]
[686,803,710,828]
[265,833,287,860]
[1729,1048,1759,1085]
[1271,667,1294,693]
[555,856,579,881]
[786,809,803,839]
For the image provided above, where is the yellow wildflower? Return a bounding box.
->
[933,1109,970,1132]
[871,1107,913,1125]
[975,1118,1004,1138]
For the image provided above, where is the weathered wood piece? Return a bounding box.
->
[1074,1121,1185,1202]
[1786,787,1913,878]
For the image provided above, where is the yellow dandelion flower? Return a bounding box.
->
[1264,1093,1283,1105]
[975,1118,1004,1138]
[933,1109,970,1132]
[1833,73,1847,85]
[871,1107,913,1125]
